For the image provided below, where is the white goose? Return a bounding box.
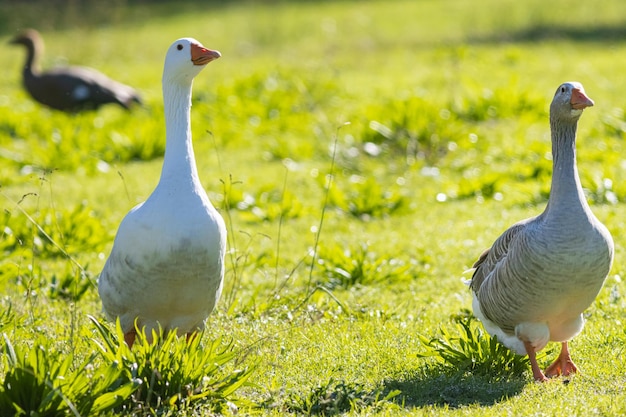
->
[98,38,226,348]
[469,82,614,382]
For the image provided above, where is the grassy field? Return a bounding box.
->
[1,0,626,415]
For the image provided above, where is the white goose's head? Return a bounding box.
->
[163,38,221,85]
[550,81,594,123]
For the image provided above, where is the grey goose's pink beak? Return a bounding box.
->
[571,87,594,110]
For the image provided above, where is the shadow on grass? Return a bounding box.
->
[469,22,626,44]
[381,369,527,409]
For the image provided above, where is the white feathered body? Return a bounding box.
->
[98,177,226,336]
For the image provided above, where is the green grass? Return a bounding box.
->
[1,0,626,415]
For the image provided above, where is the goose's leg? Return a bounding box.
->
[186,332,198,344]
[524,341,548,382]
[545,342,578,378]
[124,329,137,348]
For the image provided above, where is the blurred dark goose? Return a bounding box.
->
[9,29,141,112]
[98,37,224,348]
[468,82,614,382]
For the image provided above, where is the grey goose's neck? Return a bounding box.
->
[544,118,589,217]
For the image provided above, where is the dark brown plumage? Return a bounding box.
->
[9,29,141,112]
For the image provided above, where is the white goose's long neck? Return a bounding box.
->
[545,118,589,217]
[159,79,200,187]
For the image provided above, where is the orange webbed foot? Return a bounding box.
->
[545,342,578,378]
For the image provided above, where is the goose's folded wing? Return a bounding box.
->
[469,221,530,292]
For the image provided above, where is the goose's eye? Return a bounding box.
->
[177,44,183,51]
[561,87,566,93]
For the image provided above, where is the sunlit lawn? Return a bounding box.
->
[1,0,626,415]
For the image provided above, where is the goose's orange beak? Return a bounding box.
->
[571,88,594,110]
[191,43,221,66]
